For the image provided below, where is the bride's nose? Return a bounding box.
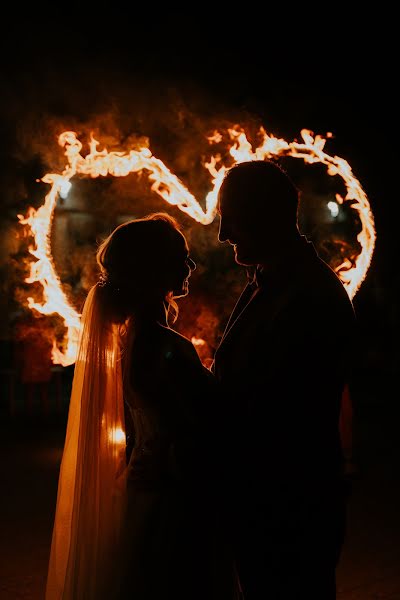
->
[188,257,196,271]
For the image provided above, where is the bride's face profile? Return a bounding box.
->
[97,212,196,322]
[170,232,196,298]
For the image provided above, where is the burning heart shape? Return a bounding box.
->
[18,126,376,366]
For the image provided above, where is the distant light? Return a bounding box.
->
[327,201,339,218]
[59,181,72,199]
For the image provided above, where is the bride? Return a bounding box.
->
[45,212,239,599]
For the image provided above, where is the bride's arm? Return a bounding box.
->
[161,336,222,483]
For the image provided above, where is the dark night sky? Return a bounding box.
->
[1,14,395,215]
[0,11,397,356]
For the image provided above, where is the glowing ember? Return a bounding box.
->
[18,127,376,366]
[191,337,206,346]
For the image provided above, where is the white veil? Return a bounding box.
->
[45,283,127,599]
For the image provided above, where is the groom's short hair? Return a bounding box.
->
[219,160,299,227]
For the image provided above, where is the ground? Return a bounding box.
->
[0,372,399,599]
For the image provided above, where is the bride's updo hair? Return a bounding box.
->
[96,212,187,324]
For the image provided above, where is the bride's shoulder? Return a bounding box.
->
[158,327,216,391]
[157,325,198,360]
[132,323,193,357]
[132,323,210,376]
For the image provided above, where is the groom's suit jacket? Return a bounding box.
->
[212,237,356,528]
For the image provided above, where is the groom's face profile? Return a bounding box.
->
[217,160,299,267]
[218,190,268,267]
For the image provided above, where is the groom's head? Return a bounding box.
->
[217,160,300,266]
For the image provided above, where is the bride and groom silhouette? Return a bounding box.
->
[45,160,356,599]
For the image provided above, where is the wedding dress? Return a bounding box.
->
[46,283,238,599]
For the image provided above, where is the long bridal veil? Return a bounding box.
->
[45,283,127,600]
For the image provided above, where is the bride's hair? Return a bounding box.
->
[96,212,186,324]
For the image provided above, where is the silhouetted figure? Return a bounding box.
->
[212,161,357,599]
[46,213,238,600]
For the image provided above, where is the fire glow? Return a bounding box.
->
[18,127,376,366]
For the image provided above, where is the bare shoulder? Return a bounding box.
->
[157,325,200,362]
[130,323,210,395]
[131,322,200,364]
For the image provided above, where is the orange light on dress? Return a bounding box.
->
[108,426,126,446]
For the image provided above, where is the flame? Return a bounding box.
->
[19,127,376,366]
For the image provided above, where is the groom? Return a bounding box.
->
[212,160,356,599]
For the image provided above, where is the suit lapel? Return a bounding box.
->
[215,270,302,373]
[216,283,264,362]
[218,283,260,347]
[213,239,319,375]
